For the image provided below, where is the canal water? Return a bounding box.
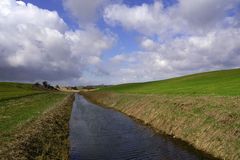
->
[70,94,212,160]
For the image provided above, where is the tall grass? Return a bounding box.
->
[0,82,73,159]
[84,68,240,160]
[82,92,240,160]
[1,95,74,160]
[0,93,67,135]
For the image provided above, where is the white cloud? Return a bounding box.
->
[100,28,240,84]
[140,38,157,50]
[0,0,114,83]
[63,0,121,25]
[1,0,240,85]
[110,54,126,63]
[178,0,239,27]
[63,0,107,25]
[98,0,240,84]
[65,27,114,64]
[104,0,240,36]
[104,1,180,36]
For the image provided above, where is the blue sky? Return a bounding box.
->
[22,0,78,29]
[0,0,239,85]
[21,0,178,60]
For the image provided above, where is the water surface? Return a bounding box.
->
[70,94,211,160]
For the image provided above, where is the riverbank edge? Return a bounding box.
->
[81,91,239,160]
[1,94,74,160]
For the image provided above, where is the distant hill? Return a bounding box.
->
[100,68,240,96]
[0,82,46,101]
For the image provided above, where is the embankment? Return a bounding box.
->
[82,91,240,160]
[1,94,74,160]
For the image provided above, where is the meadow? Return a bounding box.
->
[0,82,67,137]
[100,68,240,96]
[0,82,45,101]
[0,82,72,159]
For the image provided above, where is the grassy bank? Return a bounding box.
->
[0,93,67,137]
[1,94,74,159]
[100,68,240,96]
[83,69,240,160]
[0,82,46,101]
[83,92,240,160]
[0,82,74,159]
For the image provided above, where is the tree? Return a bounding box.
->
[71,86,78,90]
[34,82,41,86]
[42,81,49,88]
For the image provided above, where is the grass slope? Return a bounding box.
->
[0,82,68,140]
[1,95,74,160]
[0,93,66,135]
[0,82,46,101]
[86,68,240,159]
[83,92,240,160]
[100,68,240,96]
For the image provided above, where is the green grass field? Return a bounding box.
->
[0,82,46,101]
[0,82,68,141]
[100,68,240,96]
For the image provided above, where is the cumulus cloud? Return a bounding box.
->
[104,1,179,36]
[1,0,240,85]
[179,0,239,27]
[62,0,121,25]
[63,0,107,25]
[0,0,114,82]
[100,0,240,84]
[104,0,240,36]
[101,27,240,84]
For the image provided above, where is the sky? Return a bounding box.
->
[0,0,240,85]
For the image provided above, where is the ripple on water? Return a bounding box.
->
[69,94,212,160]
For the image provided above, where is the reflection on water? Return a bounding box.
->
[70,94,211,160]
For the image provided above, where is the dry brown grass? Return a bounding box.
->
[82,91,240,160]
[0,94,74,160]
